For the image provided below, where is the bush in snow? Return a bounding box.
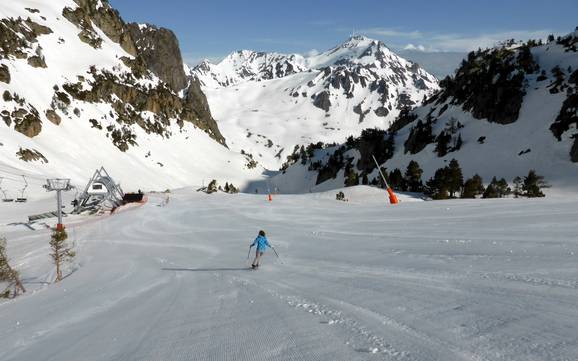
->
[0,237,26,298]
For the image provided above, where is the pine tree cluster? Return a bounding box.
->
[378,159,547,200]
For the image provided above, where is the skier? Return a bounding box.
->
[249,230,271,269]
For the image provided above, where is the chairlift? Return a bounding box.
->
[15,175,28,203]
[0,177,14,202]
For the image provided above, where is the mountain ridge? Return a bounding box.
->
[268,31,578,193]
[0,0,263,195]
[192,36,439,169]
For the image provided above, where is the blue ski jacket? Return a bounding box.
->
[251,235,271,252]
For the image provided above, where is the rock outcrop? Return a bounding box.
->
[0,65,9,83]
[126,23,187,91]
[433,45,538,125]
[16,148,48,163]
[62,0,136,55]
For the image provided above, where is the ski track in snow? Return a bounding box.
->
[1,188,578,360]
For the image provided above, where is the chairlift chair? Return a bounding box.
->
[15,175,28,203]
[0,177,14,202]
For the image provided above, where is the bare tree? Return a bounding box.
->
[49,227,75,282]
[0,237,26,298]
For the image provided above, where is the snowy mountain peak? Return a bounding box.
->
[192,36,439,169]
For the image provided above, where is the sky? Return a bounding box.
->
[109,0,577,67]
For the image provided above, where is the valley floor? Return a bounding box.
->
[0,188,577,361]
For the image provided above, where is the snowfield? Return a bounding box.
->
[1,186,578,361]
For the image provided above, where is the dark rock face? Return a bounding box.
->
[0,65,10,83]
[63,0,136,55]
[353,103,370,123]
[27,55,46,68]
[126,23,187,92]
[571,137,578,163]
[45,109,61,125]
[313,91,331,112]
[184,79,225,145]
[551,92,578,141]
[13,108,42,137]
[436,45,538,124]
[57,0,225,146]
[61,65,225,150]
[550,69,578,162]
[374,107,389,117]
[1,91,43,137]
[16,148,48,163]
[0,17,52,61]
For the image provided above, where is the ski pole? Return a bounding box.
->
[270,246,283,264]
[247,246,252,260]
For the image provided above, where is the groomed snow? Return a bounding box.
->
[1,186,577,360]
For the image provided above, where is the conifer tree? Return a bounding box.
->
[50,228,75,283]
[453,133,463,151]
[404,160,424,192]
[482,179,499,199]
[446,159,464,198]
[512,176,523,198]
[0,237,25,298]
[461,174,484,198]
[523,170,547,197]
[344,167,359,187]
[495,178,511,198]
[388,168,406,191]
[425,167,450,200]
[435,131,451,157]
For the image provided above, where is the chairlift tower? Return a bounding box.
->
[73,167,124,214]
[44,178,72,231]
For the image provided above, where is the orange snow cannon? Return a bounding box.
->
[387,187,399,205]
[372,155,399,206]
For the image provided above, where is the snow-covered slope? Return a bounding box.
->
[2,189,578,360]
[273,32,578,193]
[192,36,439,169]
[0,0,264,198]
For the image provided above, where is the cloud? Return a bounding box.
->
[347,27,560,52]
[427,30,555,52]
[306,49,320,57]
[357,27,423,39]
[403,44,428,52]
